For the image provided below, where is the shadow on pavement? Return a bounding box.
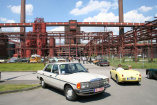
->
[77,92,111,103]
[46,86,111,102]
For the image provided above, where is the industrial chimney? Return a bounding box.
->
[20,0,25,34]
[119,0,124,36]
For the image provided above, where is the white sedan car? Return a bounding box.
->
[37,62,110,101]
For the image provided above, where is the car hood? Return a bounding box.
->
[61,72,108,84]
[118,70,140,77]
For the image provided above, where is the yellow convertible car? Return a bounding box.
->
[110,67,142,84]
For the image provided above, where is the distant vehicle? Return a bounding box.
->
[53,57,66,62]
[48,58,55,63]
[9,57,18,63]
[0,59,7,63]
[96,60,110,66]
[30,54,41,63]
[15,58,28,62]
[146,68,157,79]
[37,62,110,101]
[93,59,100,64]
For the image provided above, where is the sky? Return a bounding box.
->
[0,0,157,35]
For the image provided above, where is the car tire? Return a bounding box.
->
[41,79,47,88]
[64,85,77,101]
[116,76,119,84]
[147,71,152,79]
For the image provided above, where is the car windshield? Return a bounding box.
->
[59,63,87,74]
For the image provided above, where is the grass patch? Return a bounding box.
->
[110,58,157,69]
[0,63,45,72]
[0,84,39,92]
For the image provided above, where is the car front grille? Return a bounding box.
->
[90,80,104,89]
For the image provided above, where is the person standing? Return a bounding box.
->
[83,56,85,64]
[89,56,91,64]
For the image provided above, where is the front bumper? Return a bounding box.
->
[75,84,111,96]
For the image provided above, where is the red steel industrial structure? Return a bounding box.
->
[0,0,157,62]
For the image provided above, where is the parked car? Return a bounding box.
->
[0,59,7,63]
[48,58,55,63]
[93,59,100,64]
[53,57,66,62]
[146,68,157,79]
[15,58,28,62]
[30,54,41,63]
[37,62,110,101]
[110,66,141,84]
[96,60,110,66]
[9,57,18,63]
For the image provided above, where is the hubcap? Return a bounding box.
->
[66,88,73,98]
[41,80,44,86]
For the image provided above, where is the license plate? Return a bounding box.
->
[127,77,136,80]
[94,87,104,92]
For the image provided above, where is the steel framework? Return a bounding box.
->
[0,18,157,62]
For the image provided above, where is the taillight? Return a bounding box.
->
[122,74,124,77]
[77,83,81,89]
[139,74,141,77]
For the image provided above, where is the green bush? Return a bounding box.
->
[122,57,126,63]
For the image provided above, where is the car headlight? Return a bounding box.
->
[104,78,109,84]
[81,82,90,89]
[77,82,90,89]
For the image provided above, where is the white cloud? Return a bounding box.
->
[0,17,20,32]
[76,1,83,8]
[81,9,153,35]
[124,10,153,22]
[48,27,64,32]
[83,12,118,22]
[138,6,153,12]
[7,4,33,15]
[70,0,118,16]
[0,17,15,23]
[81,12,119,34]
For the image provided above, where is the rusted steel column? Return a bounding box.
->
[102,33,104,55]
[150,28,153,62]
[134,28,137,62]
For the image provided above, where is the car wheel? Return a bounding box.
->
[99,64,101,66]
[64,85,77,101]
[116,76,119,84]
[41,79,47,88]
[147,71,152,79]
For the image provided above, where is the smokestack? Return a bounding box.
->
[20,0,25,33]
[119,0,124,36]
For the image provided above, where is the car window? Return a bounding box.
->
[52,64,59,74]
[75,64,86,71]
[45,64,53,72]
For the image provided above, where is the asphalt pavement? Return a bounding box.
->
[0,61,157,105]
